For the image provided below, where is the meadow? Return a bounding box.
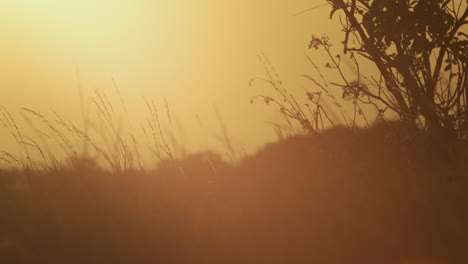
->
[2,0,468,263]
[1,49,467,264]
[1,116,467,264]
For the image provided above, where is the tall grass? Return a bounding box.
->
[1,118,467,264]
[250,42,400,137]
[1,54,467,264]
[0,87,180,174]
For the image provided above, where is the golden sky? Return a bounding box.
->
[0,0,342,159]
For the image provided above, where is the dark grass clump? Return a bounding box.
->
[1,121,467,264]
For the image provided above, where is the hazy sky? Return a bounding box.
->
[0,0,342,159]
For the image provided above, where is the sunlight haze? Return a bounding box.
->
[0,0,340,159]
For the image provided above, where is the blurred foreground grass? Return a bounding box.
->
[1,121,467,264]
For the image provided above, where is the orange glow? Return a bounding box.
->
[0,0,343,158]
[1,2,467,263]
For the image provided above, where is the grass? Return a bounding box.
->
[0,87,181,174]
[249,52,377,139]
[1,61,468,264]
[1,118,467,263]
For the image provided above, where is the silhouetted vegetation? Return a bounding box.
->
[320,0,467,137]
[1,1,468,263]
[1,122,467,263]
[253,0,467,139]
